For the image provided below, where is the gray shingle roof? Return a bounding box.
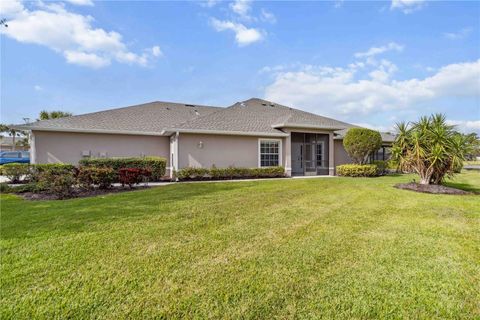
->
[172,98,350,135]
[12,98,395,142]
[14,101,221,135]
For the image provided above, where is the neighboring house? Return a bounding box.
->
[13,98,395,177]
[0,136,28,152]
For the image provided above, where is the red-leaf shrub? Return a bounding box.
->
[118,168,151,188]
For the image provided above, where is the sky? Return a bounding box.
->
[1,0,479,134]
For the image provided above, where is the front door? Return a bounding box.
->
[291,132,329,176]
[291,142,303,175]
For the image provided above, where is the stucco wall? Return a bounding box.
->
[32,130,170,166]
[334,139,352,166]
[178,133,286,169]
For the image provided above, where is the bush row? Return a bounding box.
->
[78,157,166,181]
[175,166,285,181]
[0,163,76,183]
[336,164,378,177]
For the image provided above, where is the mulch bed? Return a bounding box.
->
[395,182,473,195]
[20,186,151,201]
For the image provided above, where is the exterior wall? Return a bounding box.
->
[334,139,352,167]
[177,133,286,169]
[32,130,170,167]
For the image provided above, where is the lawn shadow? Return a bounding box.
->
[443,181,480,194]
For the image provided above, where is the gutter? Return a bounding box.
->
[10,126,166,137]
[164,128,289,137]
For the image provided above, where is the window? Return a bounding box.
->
[259,140,280,167]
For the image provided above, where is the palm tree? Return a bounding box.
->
[39,110,73,120]
[391,113,472,185]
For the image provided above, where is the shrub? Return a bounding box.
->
[12,183,39,194]
[0,182,12,193]
[79,157,166,181]
[118,168,152,188]
[36,169,76,199]
[30,164,76,182]
[343,128,382,164]
[336,164,378,177]
[176,166,285,181]
[0,163,30,183]
[77,167,115,190]
[372,160,387,175]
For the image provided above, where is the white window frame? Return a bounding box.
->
[258,138,282,168]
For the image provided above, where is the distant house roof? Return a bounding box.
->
[334,127,396,143]
[13,98,395,142]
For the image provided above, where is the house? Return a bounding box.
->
[0,136,29,152]
[13,98,395,177]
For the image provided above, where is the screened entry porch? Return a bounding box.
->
[291,132,330,176]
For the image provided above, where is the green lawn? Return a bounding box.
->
[1,172,479,319]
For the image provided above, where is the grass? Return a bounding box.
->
[464,160,480,165]
[1,171,479,319]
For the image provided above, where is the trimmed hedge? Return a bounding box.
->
[79,157,167,181]
[0,163,30,183]
[77,167,116,190]
[30,164,76,182]
[175,166,285,181]
[336,164,378,177]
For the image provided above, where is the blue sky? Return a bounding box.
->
[1,0,479,133]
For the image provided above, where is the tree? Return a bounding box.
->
[39,110,73,120]
[391,113,474,185]
[343,128,382,164]
[0,124,19,151]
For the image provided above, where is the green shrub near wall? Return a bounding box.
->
[175,166,285,181]
[0,163,30,183]
[79,157,167,181]
[336,164,378,177]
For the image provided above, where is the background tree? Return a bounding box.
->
[39,110,73,120]
[0,124,19,151]
[391,113,473,185]
[343,128,382,164]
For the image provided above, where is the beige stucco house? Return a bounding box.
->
[14,98,394,177]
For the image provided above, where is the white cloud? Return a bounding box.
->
[210,18,263,46]
[446,120,480,134]
[0,0,162,68]
[334,0,344,8]
[260,9,276,24]
[444,27,473,40]
[390,0,426,14]
[354,42,404,58]
[230,0,252,19]
[199,0,220,8]
[64,0,94,6]
[263,59,480,117]
[34,85,43,91]
[151,46,162,57]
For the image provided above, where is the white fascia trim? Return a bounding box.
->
[272,123,346,131]
[258,138,283,168]
[13,126,166,136]
[168,128,288,137]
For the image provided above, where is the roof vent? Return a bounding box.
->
[270,103,275,107]
[194,110,200,115]
[185,104,195,107]
[166,107,171,110]
[261,103,267,106]
[240,102,246,107]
